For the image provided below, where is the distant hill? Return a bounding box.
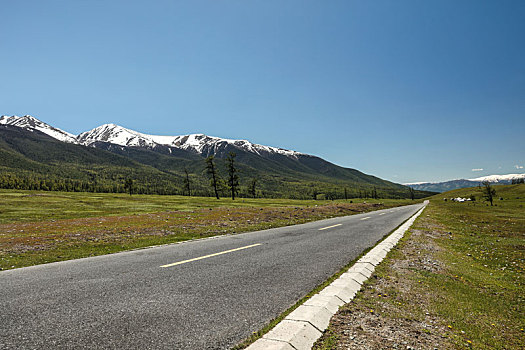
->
[406,174,525,193]
[429,182,525,203]
[0,115,433,199]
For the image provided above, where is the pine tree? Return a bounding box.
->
[124,178,134,196]
[248,178,258,198]
[408,187,415,200]
[227,152,239,200]
[205,155,220,199]
[183,168,191,196]
[482,181,496,206]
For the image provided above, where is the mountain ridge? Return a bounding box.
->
[0,115,77,143]
[1,115,303,159]
[0,114,403,187]
[0,114,430,199]
[406,174,525,192]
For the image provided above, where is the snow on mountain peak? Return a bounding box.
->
[169,133,303,158]
[76,123,172,148]
[1,115,304,159]
[0,115,77,143]
[77,123,303,158]
[468,173,525,182]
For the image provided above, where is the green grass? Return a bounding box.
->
[0,189,418,271]
[0,189,409,224]
[314,183,524,349]
[419,184,525,348]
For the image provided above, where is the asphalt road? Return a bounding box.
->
[1,203,425,349]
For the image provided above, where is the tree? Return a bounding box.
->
[248,178,258,198]
[183,168,192,196]
[205,155,220,199]
[344,187,348,200]
[482,181,496,206]
[408,186,415,200]
[88,171,97,192]
[226,152,239,200]
[124,178,134,196]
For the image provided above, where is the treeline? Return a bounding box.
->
[0,166,432,200]
[0,170,180,195]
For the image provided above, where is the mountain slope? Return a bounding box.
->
[0,125,183,194]
[0,115,430,198]
[0,115,77,143]
[72,120,405,188]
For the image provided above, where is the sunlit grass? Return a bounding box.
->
[313,184,524,349]
[0,189,418,270]
[0,189,410,224]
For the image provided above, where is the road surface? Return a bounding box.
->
[1,203,424,349]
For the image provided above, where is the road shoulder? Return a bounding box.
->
[313,209,452,349]
[245,204,427,350]
[314,185,525,349]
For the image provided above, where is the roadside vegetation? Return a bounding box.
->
[314,184,525,349]
[0,189,418,271]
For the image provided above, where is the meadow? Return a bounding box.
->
[0,189,417,270]
[314,184,525,349]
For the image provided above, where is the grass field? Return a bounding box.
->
[0,189,417,270]
[0,190,329,224]
[314,184,525,349]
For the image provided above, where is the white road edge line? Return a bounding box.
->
[247,201,428,350]
[160,243,262,268]
[360,216,371,220]
[379,213,385,216]
[318,224,342,231]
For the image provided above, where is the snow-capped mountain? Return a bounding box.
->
[406,173,525,192]
[1,115,410,197]
[0,115,77,143]
[2,114,405,190]
[468,173,525,183]
[78,123,302,158]
[2,115,303,159]
[76,124,173,148]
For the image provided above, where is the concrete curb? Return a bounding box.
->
[247,202,428,350]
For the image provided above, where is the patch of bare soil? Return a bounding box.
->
[314,222,453,350]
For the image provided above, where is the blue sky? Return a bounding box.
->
[1,0,524,183]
